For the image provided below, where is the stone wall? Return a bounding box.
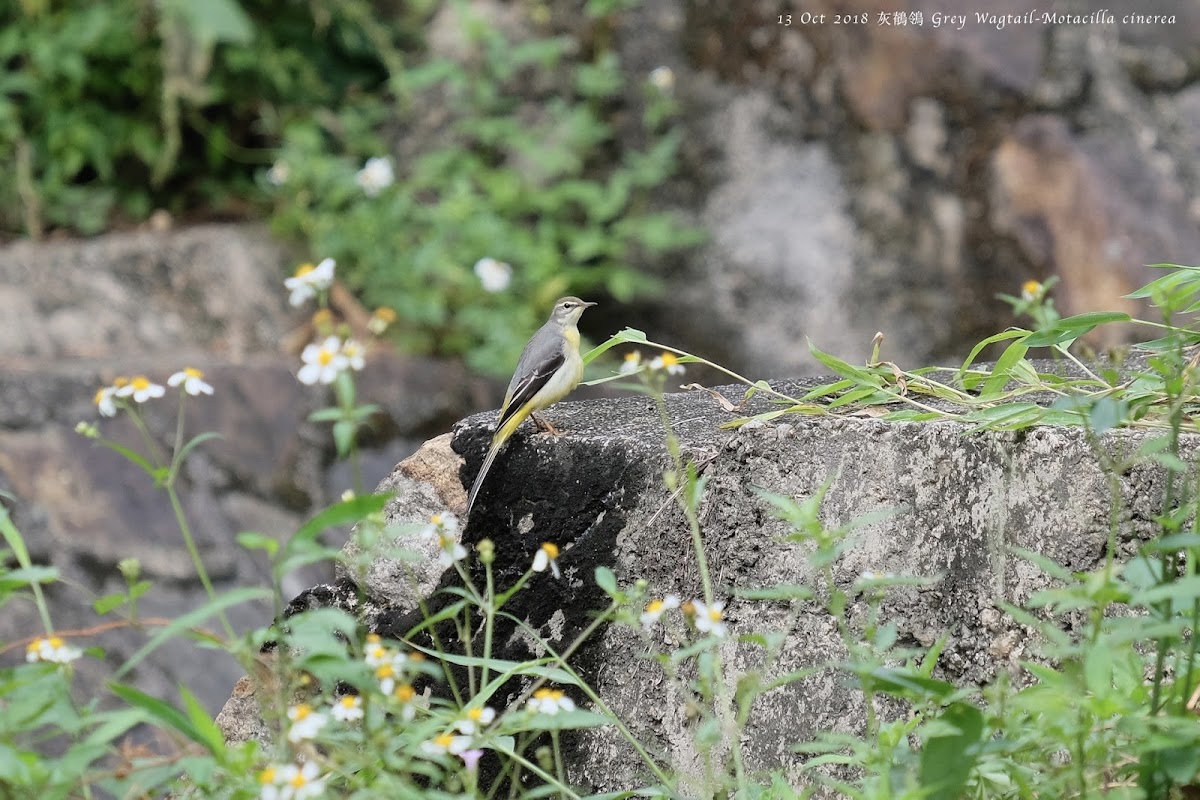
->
[616,0,1200,374]
[0,226,490,712]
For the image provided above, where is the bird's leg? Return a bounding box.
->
[531,412,564,435]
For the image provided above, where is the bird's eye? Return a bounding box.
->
[563,302,575,309]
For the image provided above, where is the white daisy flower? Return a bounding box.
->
[297,336,349,385]
[286,704,328,743]
[639,594,681,628]
[689,599,729,639]
[473,257,513,293]
[116,376,165,404]
[532,542,560,579]
[167,367,214,397]
[25,636,82,664]
[330,694,363,722]
[454,706,496,735]
[527,687,576,715]
[355,156,395,197]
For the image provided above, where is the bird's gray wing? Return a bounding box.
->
[496,322,564,431]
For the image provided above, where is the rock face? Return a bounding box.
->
[449,383,1176,791]
[617,0,1200,376]
[216,379,1181,791]
[0,225,492,715]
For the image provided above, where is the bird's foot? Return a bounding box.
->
[531,412,564,435]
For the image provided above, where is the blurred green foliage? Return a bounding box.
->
[2,0,701,375]
[269,3,702,374]
[0,0,406,236]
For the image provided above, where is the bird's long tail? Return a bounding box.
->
[466,406,534,514]
[467,440,503,515]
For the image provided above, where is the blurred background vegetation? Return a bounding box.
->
[1,0,700,374]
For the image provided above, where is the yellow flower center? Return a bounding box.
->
[340,696,359,708]
[366,634,381,643]
[624,352,640,362]
[541,543,559,559]
[184,367,203,379]
[431,514,443,525]
[294,263,315,277]
[259,768,276,785]
[373,307,396,322]
[396,684,415,701]
[646,599,664,613]
[49,636,63,648]
[1022,280,1042,297]
[290,772,308,788]
[708,608,723,622]
[435,733,454,748]
[318,349,334,366]
[376,664,394,680]
[94,388,108,405]
[660,352,679,368]
[468,708,483,721]
[113,376,130,388]
[131,376,151,391]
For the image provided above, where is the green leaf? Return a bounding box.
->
[1020,311,1131,347]
[866,667,957,702]
[808,342,883,387]
[174,431,222,469]
[979,340,1029,399]
[1159,745,1200,783]
[919,702,984,800]
[582,328,648,364]
[236,531,279,556]
[594,566,617,596]
[179,684,227,757]
[160,0,254,45]
[957,329,1029,384]
[277,493,391,578]
[97,439,158,478]
[80,708,153,749]
[332,419,356,458]
[0,565,58,590]
[0,742,36,786]
[108,683,201,747]
[964,402,1045,432]
[1009,546,1074,581]
[1083,644,1113,697]
[0,508,32,567]
[93,593,129,615]
[1088,395,1128,434]
[1132,575,1200,610]
[509,708,612,731]
[1126,265,1200,311]
[735,585,814,601]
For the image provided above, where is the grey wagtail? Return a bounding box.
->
[467,296,596,514]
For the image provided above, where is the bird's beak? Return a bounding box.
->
[583,301,598,308]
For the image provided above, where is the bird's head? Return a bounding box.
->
[550,296,597,326]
